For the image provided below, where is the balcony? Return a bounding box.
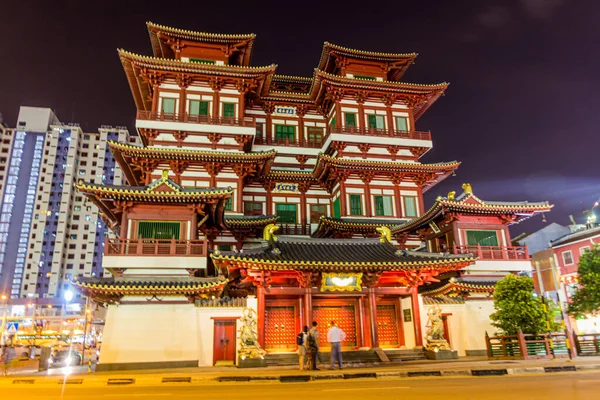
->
[278,224,312,236]
[253,136,323,148]
[327,126,431,141]
[453,245,529,261]
[135,111,256,136]
[103,238,208,273]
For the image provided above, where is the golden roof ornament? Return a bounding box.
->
[376,226,392,243]
[462,183,472,195]
[161,169,169,182]
[447,191,456,201]
[263,224,279,242]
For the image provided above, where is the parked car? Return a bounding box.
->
[49,349,82,368]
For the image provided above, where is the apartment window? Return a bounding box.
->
[403,196,418,217]
[307,128,323,145]
[344,113,357,127]
[275,204,297,224]
[310,205,327,223]
[161,98,176,114]
[190,58,215,64]
[137,221,181,240]
[275,125,295,140]
[222,103,235,117]
[349,194,362,216]
[466,230,499,247]
[367,114,385,129]
[189,100,209,116]
[579,246,590,255]
[244,202,263,216]
[395,117,408,131]
[374,195,393,217]
[562,250,574,266]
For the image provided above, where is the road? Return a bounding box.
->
[0,372,598,399]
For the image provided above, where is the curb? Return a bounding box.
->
[4,363,600,386]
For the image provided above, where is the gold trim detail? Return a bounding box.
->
[321,272,363,292]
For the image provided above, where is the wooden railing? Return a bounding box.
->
[253,136,323,148]
[574,333,600,356]
[104,238,207,256]
[453,244,529,260]
[136,111,255,127]
[486,330,574,360]
[327,126,431,141]
[278,224,311,236]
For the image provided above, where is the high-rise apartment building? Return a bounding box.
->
[0,106,139,300]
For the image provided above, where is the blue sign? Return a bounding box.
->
[273,106,296,116]
[6,322,19,335]
[274,183,298,194]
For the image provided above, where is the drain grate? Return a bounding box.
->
[107,378,136,385]
[59,378,84,384]
[217,376,251,382]
[162,377,192,383]
[343,373,377,379]
[408,371,442,377]
[13,379,35,384]
[472,369,507,376]
[544,366,577,373]
[280,375,311,383]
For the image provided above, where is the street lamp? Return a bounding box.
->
[0,294,7,345]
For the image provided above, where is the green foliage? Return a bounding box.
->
[567,245,600,318]
[490,274,560,335]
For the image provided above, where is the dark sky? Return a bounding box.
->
[1,0,599,236]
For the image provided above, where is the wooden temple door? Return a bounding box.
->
[312,299,359,349]
[264,302,298,352]
[376,303,403,347]
[213,320,236,365]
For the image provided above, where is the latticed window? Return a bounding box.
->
[307,128,323,144]
[367,115,385,129]
[349,194,362,216]
[333,198,341,218]
[466,230,499,246]
[137,221,181,240]
[275,125,295,140]
[222,103,235,117]
[276,204,297,224]
[374,196,393,216]
[344,113,357,127]
[310,205,327,223]
[244,202,263,216]
[403,196,417,217]
[161,98,176,114]
[189,100,209,116]
[395,117,408,131]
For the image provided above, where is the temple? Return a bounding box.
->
[71,22,552,370]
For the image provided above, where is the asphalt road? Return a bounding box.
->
[1,372,598,399]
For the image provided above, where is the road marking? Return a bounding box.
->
[102,394,172,397]
[322,386,410,391]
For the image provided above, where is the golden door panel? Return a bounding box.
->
[264,306,296,351]
[377,304,399,347]
[312,305,357,347]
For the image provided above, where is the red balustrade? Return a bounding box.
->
[136,110,255,127]
[327,126,431,141]
[453,244,529,260]
[105,238,207,257]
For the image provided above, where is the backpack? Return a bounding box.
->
[296,332,304,346]
[307,333,317,349]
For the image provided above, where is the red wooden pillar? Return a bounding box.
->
[358,296,366,348]
[411,288,423,346]
[394,184,402,218]
[397,297,405,346]
[365,183,372,217]
[300,192,307,234]
[368,288,379,348]
[335,100,342,128]
[120,211,129,239]
[237,176,244,213]
[298,115,305,146]
[357,97,366,133]
[257,286,266,348]
[339,180,347,216]
[266,113,272,144]
[190,211,198,240]
[213,91,220,119]
[151,86,160,114]
[304,288,312,327]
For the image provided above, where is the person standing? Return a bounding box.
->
[327,321,346,369]
[308,321,320,370]
[297,326,309,371]
[2,342,16,376]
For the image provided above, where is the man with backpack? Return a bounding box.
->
[296,326,309,371]
[308,321,320,370]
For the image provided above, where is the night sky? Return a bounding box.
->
[1,0,599,236]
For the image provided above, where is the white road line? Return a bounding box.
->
[322,386,410,391]
[102,394,172,397]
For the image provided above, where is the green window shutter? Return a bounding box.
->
[223,103,235,117]
[333,198,341,218]
[137,221,181,240]
[275,204,297,223]
[224,197,233,211]
[349,194,362,215]
[367,115,377,128]
[403,196,417,217]
[161,98,176,114]
[375,196,384,216]
[375,196,393,216]
[375,116,385,129]
[395,117,408,131]
[344,113,356,127]
[275,125,295,140]
[189,100,209,116]
[466,230,499,246]
[330,117,337,126]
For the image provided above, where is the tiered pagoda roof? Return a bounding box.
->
[313,216,410,238]
[392,185,553,236]
[72,276,227,303]
[147,22,256,65]
[419,277,497,297]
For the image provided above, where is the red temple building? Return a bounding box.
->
[71,22,551,370]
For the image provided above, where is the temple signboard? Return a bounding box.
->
[321,273,363,292]
[273,183,298,194]
[272,106,296,116]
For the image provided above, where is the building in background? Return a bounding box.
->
[0,106,139,347]
[513,222,571,255]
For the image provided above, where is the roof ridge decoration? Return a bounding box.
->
[323,41,418,58]
[108,140,277,159]
[147,21,256,41]
[315,69,449,89]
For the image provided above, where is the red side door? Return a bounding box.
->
[213,320,236,365]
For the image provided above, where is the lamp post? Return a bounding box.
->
[0,295,7,345]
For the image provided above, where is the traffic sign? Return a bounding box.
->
[5,322,18,335]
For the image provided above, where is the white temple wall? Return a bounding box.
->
[196,307,244,367]
[401,297,416,348]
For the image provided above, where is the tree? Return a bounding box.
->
[567,245,600,318]
[490,274,559,335]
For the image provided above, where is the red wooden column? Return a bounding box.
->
[397,296,405,346]
[355,93,366,132]
[257,286,266,348]
[151,86,160,114]
[358,296,366,348]
[411,288,423,346]
[297,106,306,147]
[304,288,312,327]
[368,288,379,348]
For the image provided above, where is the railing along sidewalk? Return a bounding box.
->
[486,330,574,360]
